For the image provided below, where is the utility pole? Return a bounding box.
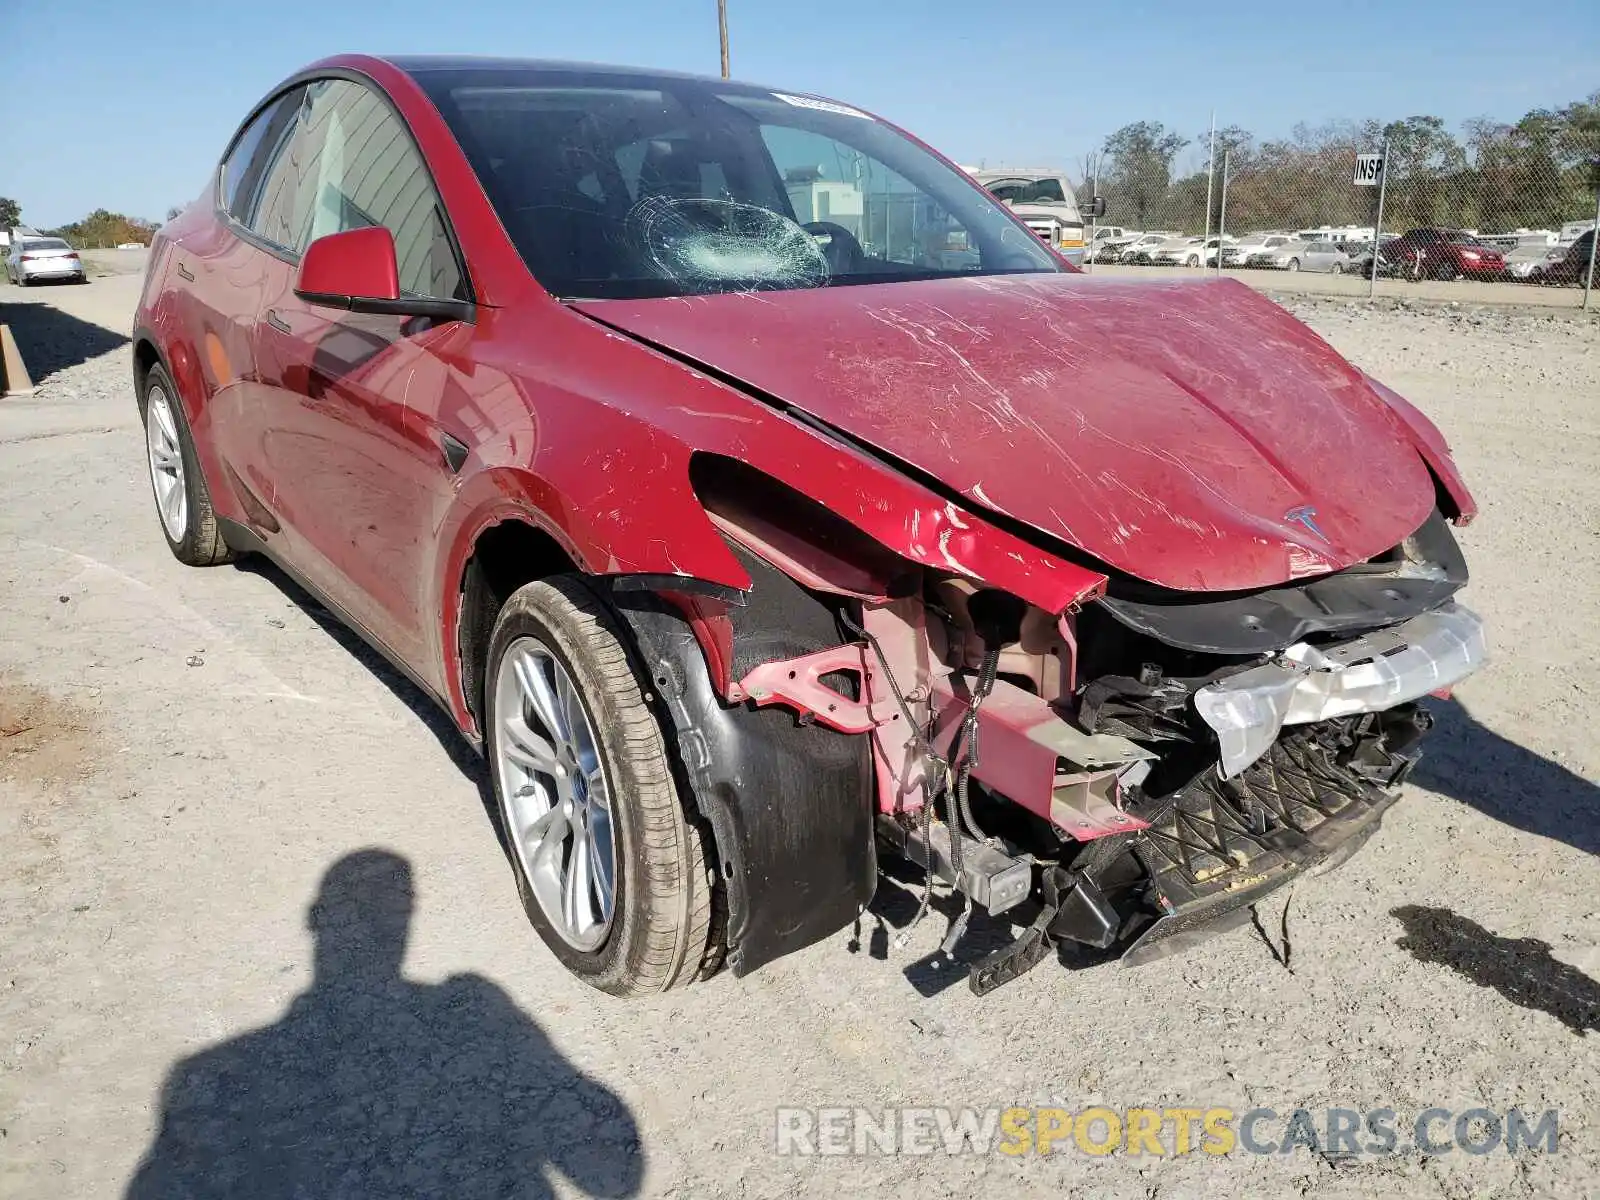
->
[718,0,730,79]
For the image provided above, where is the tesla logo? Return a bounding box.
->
[1284,505,1328,541]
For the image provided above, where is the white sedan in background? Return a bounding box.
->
[1118,232,1184,263]
[5,237,87,285]
[1296,240,1352,273]
[1507,246,1565,280]
[1153,236,1233,267]
[1246,238,1314,270]
[1220,233,1295,267]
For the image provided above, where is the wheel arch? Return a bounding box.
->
[453,515,581,744]
[132,334,162,400]
[434,460,752,739]
[447,456,898,977]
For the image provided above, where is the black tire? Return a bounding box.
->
[137,362,234,566]
[484,577,719,997]
[1330,262,1344,275]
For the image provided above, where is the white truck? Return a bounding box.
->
[963,168,1096,266]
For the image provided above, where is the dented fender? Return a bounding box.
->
[1360,372,1477,524]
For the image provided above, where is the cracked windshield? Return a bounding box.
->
[419,69,1060,298]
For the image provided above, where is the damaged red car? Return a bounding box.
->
[135,56,1486,996]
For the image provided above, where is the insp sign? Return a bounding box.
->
[1353,153,1385,186]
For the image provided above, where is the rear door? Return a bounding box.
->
[252,76,472,674]
[170,85,306,533]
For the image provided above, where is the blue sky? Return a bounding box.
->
[2,0,1595,227]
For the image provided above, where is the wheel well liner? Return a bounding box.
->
[613,543,876,976]
[457,520,576,735]
[132,337,161,396]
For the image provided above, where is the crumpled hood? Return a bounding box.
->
[573,273,1436,591]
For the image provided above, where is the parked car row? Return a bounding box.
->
[1086,223,1594,286]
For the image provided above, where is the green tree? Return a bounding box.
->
[0,196,20,230]
[1379,115,1468,227]
[1100,122,1189,228]
[44,208,157,248]
[1079,92,1596,242]
[1555,92,1600,190]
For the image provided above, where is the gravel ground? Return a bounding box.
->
[2,275,1597,1199]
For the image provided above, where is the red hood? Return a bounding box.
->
[574,274,1436,591]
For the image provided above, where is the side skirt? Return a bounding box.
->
[217,517,470,747]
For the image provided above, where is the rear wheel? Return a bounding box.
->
[484,577,719,996]
[1330,262,1344,275]
[139,363,234,566]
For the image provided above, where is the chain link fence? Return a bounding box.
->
[1072,100,1600,308]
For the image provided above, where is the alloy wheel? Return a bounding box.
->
[145,385,188,542]
[493,637,617,951]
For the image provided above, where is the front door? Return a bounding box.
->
[250,77,473,679]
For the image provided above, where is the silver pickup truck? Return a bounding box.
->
[964,169,1093,267]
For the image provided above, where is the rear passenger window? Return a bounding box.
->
[250,109,308,251]
[220,88,305,230]
[288,79,465,300]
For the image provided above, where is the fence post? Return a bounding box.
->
[1584,185,1599,312]
[1203,112,1216,261]
[1087,159,1098,273]
[1369,135,1389,301]
[1216,150,1230,276]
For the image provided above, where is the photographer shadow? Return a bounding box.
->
[125,850,643,1199]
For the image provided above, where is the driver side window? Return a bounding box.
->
[758,125,975,270]
[287,79,465,300]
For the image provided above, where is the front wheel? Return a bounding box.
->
[484,577,720,996]
[1286,258,1300,272]
[1330,262,1344,275]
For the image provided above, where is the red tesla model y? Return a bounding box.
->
[135,55,1485,996]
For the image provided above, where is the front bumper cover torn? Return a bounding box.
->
[1193,602,1487,778]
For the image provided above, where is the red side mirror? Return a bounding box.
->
[295,226,401,309]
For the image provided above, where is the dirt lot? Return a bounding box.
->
[1,274,1597,1199]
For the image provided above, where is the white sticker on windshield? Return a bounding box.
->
[771,92,871,119]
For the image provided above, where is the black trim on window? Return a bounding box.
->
[295,289,475,321]
[209,65,478,319]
